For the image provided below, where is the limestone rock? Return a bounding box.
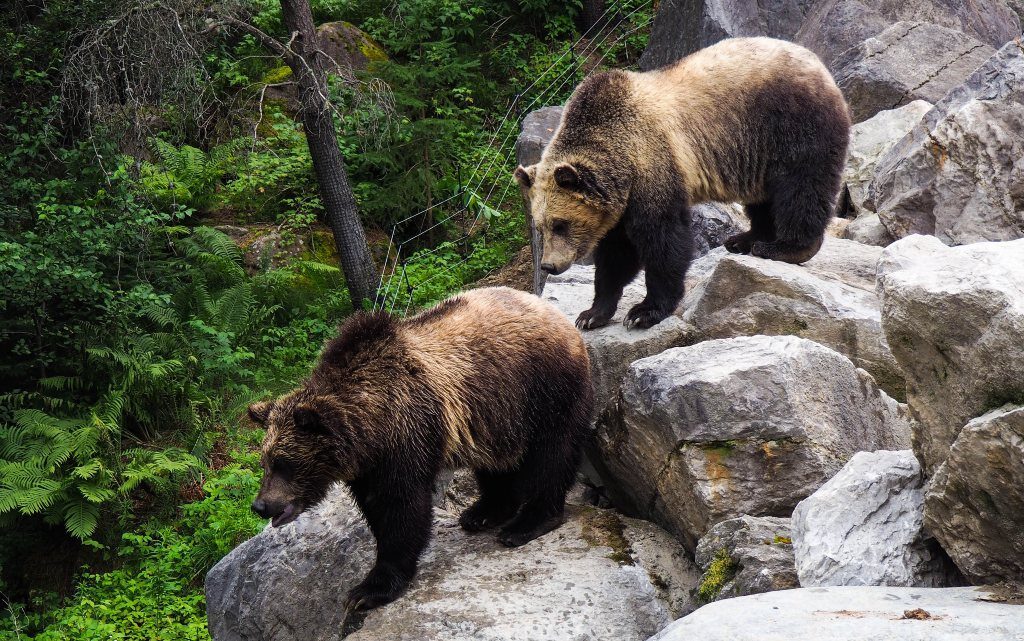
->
[833,22,995,123]
[649,586,1024,641]
[639,0,816,70]
[792,450,960,588]
[543,264,695,409]
[594,335,910,550]
[842,212,895,247]
[795,0,1019,73]
[690,202,748,258]
[515,106,563,167]
[682,239,904,396]
[876,235,1024,473]
[924,405,1024,585]
[870,42,1024,244]
[844,100,932,216]
[206,487,699,641]
[693,516,798,603]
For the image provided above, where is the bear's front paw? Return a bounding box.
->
[345,567,409,611]
[624,302,668,330]
[724,231,755,254]
[575,307,613,330]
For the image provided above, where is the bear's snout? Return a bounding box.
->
[251,498,270,518]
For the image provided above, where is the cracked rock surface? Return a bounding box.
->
[792,450,961,587]
[693,515,798,603]
[591,335,910,550]
[832,21,995,122]
[924,405,1024,585]
[870,41,1024,245]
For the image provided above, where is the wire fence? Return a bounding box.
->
[372,0,654,315]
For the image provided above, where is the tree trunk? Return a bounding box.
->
[579,0,607,32]
[279,0,377,306]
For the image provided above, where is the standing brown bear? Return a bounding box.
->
[248,287,593,610]
[516,37,851,330]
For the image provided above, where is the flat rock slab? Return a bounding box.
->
[206,486,697,641]
[649,586,1024,641]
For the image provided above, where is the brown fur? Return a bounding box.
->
[249,287,593,609]
[516,37,851,330]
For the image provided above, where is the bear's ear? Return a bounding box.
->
[248,401,272,426]
[554,162,609,202]
[514,164,536,189]
[292,404,326,434]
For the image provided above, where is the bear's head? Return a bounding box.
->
[248,392,359,527]
[515,160,626,275]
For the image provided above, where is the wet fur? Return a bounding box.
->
[520,37,851,329]
[252,287,593,610]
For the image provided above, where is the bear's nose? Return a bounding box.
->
[540,262,557,274]
[251,498,269,518]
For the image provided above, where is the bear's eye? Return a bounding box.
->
[271,458,296,478]
[551,220,569,236]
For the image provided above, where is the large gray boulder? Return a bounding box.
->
[206,487,699,641]
[795,0,1019,73]
[693,516,798,604]
[843,100,932,217]
[870,42,1024,244]
[792,450,960,588]
[543,265,695,409]
[876,235,1024,474]
[832,22,995,123]
[649,586,1024,641]
[593,335,910,550]
[639,0,816,71]
[682,239,904,397]
[924,405,1024,585]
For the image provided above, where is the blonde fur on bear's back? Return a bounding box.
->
[626,38,846,204]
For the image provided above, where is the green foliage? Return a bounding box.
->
[697,548,739,604]
[1,463,264,640]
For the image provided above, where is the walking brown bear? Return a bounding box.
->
[516,37,851,330]
[248,287,594,610]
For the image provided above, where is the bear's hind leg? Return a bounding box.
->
[753,176,834,264]
[459,469,522,532]
[498,376,590,547]
[725,202,775,254]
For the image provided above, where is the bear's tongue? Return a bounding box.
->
[271,503,296,527]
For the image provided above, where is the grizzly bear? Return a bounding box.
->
[248,287,593,610]
[515,37,851,330]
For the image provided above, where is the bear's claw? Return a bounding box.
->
[624,303,668,329]
[724,231,756,254]
[575,308,612,330]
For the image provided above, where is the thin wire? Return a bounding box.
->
[377,1,654,313]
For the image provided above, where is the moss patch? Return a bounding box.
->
[696,548,738,604]
[580,508,635,566]
[772,535,792,545]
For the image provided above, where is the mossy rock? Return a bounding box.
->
[315,21,388,73]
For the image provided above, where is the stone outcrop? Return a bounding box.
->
[206,487,699,641]
[870,42,1024,244]
[843,100,932,217]
[682,239,903,396]
[592,335,910,549]
[832,22,995,122]
[876,235,1024,473]
[792,450,959,587]
[693,515,797,603]
[924,405,1024,585]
